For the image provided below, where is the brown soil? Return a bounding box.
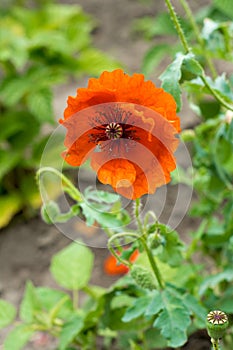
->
[0,0,212,349]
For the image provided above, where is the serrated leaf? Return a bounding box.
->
[0,299,16,329]
[27,88,54,124]
[183,294,207,327]
[50,242,94,290]
[155,224,184,267]
[20,281,42,323]
[59,314,84,350]
[122,296,152,322]
[0,78,29,107]
[159,53,185,111]
[153,290,191,347]
[4,324,34,350]
[145,290,163,316]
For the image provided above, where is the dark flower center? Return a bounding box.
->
[105,122,123,140]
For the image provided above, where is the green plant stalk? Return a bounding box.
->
[200,75,233,111]
[36,167,83,202]
[178,0,217,78]
[164,0,233,112]
[72,289,79,309]
[211,338,221,350]
[164,0,190,53]
[108,231,164,289]
[134,199,164,289]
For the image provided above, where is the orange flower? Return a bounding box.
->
[60,69,180,199]
[104,249,139,275]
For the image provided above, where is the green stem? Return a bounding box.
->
[107,232,138,268]
[164,0,190,53]
[36,166,83,202]
[134,199,164,289]
[211,338,221,350]
[200,75,233,112]
[178,0,217,78]
[72,289,78,309]
[164,0,233,112]
[108,232,165,290]
[140,235,165,290]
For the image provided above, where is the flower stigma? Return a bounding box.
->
[105,122,123,140]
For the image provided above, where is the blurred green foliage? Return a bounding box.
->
[0,0,119,228]
[133,2,233,78]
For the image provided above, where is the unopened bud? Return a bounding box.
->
[131,264,156,290]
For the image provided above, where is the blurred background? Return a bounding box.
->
[1,0,232,348]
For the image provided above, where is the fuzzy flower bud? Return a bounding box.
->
[130,264,156,290]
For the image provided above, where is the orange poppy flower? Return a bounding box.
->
[104,249,139,275]
[60,69,180,199]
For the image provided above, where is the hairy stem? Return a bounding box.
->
[164,0,190,53]
[178,0,217,78]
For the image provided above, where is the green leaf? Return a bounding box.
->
[20,281,42,323]
[142,44,169,76]
[77,49,120,76]
[145,290,163,316]
[199,269,233,296]
[4,324,34,350]
[59,314,84,350]
[154,224,184,267]
[182,55,203,76]
[153,289,191,347]
[80,201,130,228]
[182,294,207,327]
[0,78,29,107]
[27,88,54,124]
[50,242,94,290]
[84,187,120,204]
[122,295,152,322]
[111,295,135,310]
[0,299,16,329]
[0,149,21,181]
[36,287,73,319]
[159,53,185,111]
[0,193,22,228]
[214,0,233,19]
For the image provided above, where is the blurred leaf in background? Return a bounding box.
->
[0,0,120,228]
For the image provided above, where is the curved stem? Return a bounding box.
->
[178,0,217,78]
[108,231,165,289]
[36,166,83,202]
[107,232,140,267]
[164,0,190,53]
[200,75,233,111]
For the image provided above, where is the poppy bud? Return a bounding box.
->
[206,310,229,339]
[131,264,156,290]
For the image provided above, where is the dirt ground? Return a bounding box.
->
[0,0,212,349]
